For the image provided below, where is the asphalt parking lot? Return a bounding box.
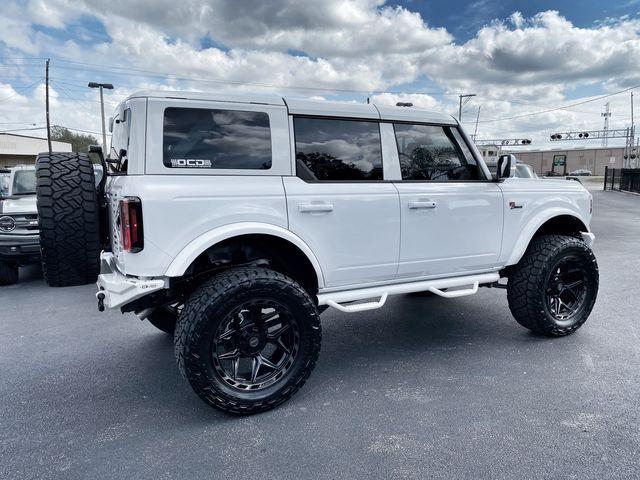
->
[1,189,639,480]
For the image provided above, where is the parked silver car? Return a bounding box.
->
[570,169,593,176]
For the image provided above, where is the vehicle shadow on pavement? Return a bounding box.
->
[18,264,43,283]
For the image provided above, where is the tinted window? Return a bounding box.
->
[394,124,480,181]
[0,173,9,198]
[12,170,36,195]
[163,108,271,169]
[294,117,383,181]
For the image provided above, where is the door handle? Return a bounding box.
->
[408,201,437,209]
[299,203,334,213]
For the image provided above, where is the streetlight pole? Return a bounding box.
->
[88,82,114,153]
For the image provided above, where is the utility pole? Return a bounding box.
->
[624,92,635,167]
[473,106,481,140]
[88,82,114,153]
[601,102,610,148]
[458,94,476,122]
[632,91,635,133]
[45,58,51,153]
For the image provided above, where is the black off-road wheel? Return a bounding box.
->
[36,152,101,287]
[507,235,599,337]
[175,267,321,415]
[0,261,19,286]
[147,305,181,334]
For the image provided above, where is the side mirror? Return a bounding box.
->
[497,154,517,179]
[108,116,114,133]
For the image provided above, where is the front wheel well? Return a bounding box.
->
[501,215,589,278]
[532,215,588,239]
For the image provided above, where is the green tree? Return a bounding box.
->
[50,126,98,153]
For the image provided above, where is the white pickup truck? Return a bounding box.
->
[0,165,40,285]
[35,91,598,415]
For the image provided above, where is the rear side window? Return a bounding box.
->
[163,107,272,170]
[294,117,383,181]
[394,124,480,181]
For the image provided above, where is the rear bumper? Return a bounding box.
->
[96,252,166,310]
[0,234,40,264]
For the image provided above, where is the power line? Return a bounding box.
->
[0,125,46,133]
[0,75,43,81]
[50,80,117,106]
[0,78,43,103]
[55,125,105,136]
[479,84,640,123]
[482,95,604,115]
[49,58,457,96]
[0,124,107,136]
[0,57,47,61]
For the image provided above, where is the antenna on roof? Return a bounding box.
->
[396,102,413,107]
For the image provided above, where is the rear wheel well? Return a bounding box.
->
[185,234,319,296]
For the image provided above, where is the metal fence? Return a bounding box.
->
[604,167,640,193]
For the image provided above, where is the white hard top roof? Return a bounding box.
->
[127,90,286,106]
[126,90,458,125]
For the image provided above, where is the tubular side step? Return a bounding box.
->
[326,294,388,313]
[427,282,479,298]
[317,273,499,313]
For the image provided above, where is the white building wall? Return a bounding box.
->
[0,134,72,155]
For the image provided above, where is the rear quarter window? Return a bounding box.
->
[163,107,272,170]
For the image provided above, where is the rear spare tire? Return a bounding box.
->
[36,152,101,287]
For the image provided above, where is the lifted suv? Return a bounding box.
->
[35,91,599,415]
[0,165,40,285]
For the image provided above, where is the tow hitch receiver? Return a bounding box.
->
[97,292,105,312]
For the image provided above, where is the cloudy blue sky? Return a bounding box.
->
[1,0,639,148]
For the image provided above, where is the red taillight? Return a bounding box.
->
[119,197,143,253]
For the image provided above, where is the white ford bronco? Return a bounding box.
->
[35,91,598,415]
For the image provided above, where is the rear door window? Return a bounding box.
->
[163,107,272,170]
[294,117,383,181]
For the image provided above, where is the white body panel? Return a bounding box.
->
[107,175,289,277]
[283,176,400,287]
[498,178,592,265]
[394,182,504,279]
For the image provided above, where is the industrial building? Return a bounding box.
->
[479,146,630,176]
[0,133,72,169]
